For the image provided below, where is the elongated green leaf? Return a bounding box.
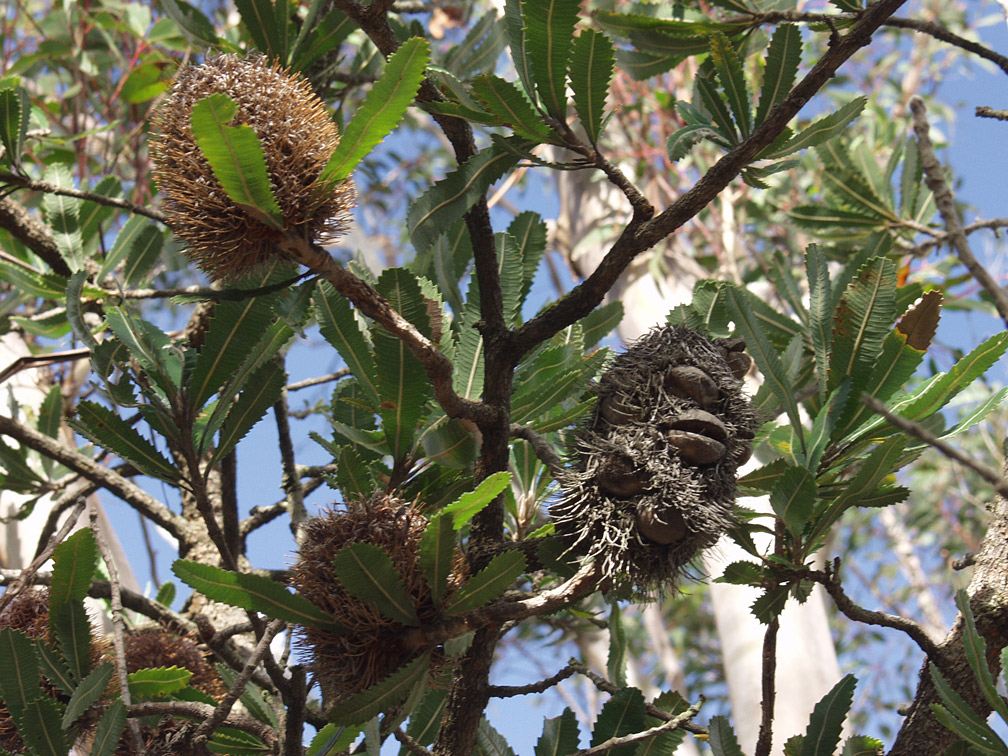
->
[36,385,62,476]
[472,75,554,140]
[419,514,456,604]
[42,164,83,273]
[591,687,645,756]
[710,33,750,137]
[69,401,178,483]
[0,628,41,721]
[191,93,283,229]
[805,244,832,399]
[928,664,1006,754]
[97,215,142,280]
[104,306,182,394]
[840,735,885,756]
[507,211,547,302]
[0,260,68,299]
[762,97,867,159]
[570,28,614,144]
[638,691,689,756]
[667,123,721,161]
[328,652,431,725]
[50,528,97,608]
[408,139,522,253]
[333,443,377,500]
[35,641,75,697]
[332,542,420,626]
[716,560,764,586]
[171,559,336,629]
[770,466,817,538]
[0,85,29,167]
[403,687,447,753]
[211,360,285,464]
[799,674,856,756]
[90,699,127,756]
[321,37,429,182]
[441,471,512,527]
[475,718,517,756]
[19,695,68,756]
[955,590,1008,721]
[524,0,579,118]
[607,603,628,688]
[122,224,162,287]
[444,550,525,616]
[235,0,282,59]
[128,666,192,699]
[160,0,219,46]
[53,601,91,682]
[726,287,804,452]
[755,24,801,126]
[62,661,114,728]
[708,715,745,756]
[788,205,883,233]
[215,663,278,728]
[695,67,738,144]
[310,723,362,756]
[535,709,580,756]
[828,257,896,390]
[207,727,271,756]
[292,8,355,72]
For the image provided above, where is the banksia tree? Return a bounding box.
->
[551,325,759,596]
[149,54,355,280]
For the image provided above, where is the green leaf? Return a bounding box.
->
[475,718,517,756]
[592,687,646,756]
[710,34,750,137]
[570,28,615,144]
[580,300,623,348]
[751,584,789,624]
[799,674,856,756]
[321,37,429,182]
[211,360,285,464]
[441,471,512,528]
[403,687,447,752]
[42,164,84,273]
[444,550,526,616]
[762,97,867,159]
[716,560,764,587]
[328,653,431,725]
[90,699,127,756]
[69,401,179,483]
[310,723,363,756]
[292,8,355,72]
[62,661,114,728]
[607,602,628,688]
[207,727,271,755]
[104,306,182,395]
[408,139,522,253]
[667,123,721,161]
[50,527,98,608]
[419,514,456,604]
[828,257,896,391]
[755,24,801,126]
[190,93,284,229]
[128,666,192,699]
[708,716,745,756]
[215,663,278,727]
[0,85,29,167]
[0,628,41,722]
[171,559,336,629]
[235,0,286,59]
[840,735,885,756]
[52,601,92,682]
[954,590,1008,721]
[19,696,68,756]
[524,0,579,119]
[805,244,832,399]
[770,466,817,537]
[159,0,219,46]
[0,260,68,300]
[695,66,738,145]
[35,640,75,697]
[928,664,1006,754]
[471,75,554,141]
[535,709,580,756]
[726,286,804,453]
[443,11,507,77]
[332,542,420,626]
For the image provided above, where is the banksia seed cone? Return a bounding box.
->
[550,325,759,596]
[123,626,226,700]
[290,493,464,706]
[150,54,355,280]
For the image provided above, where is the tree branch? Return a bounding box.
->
[0,170,166,222]
[128,701,278,746]
[754,618,779,756]
[0,196,71,276]
[510,423,565,478]
[488,664,577,697]
[571,698,704,756]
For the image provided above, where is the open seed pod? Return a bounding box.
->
[289,493,465,708]
[150,54,355,280]
[550,325,759,596]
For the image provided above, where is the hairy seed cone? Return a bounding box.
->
[289,493,465,707]
[550,325,759,597]
[150,54,355,280]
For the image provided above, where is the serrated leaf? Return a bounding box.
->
[235,0,285,59]
[53,601,92,681]
[69,401,179,483]
[35,641,75,697]
[160,0,219,46]
[128,666,192,699]
[710,33,750,137]
[579,300,622,348]
[403,687,446,752]
[419,514,456,604]
[321,37,429,182]
[828,257,896,391]
[62,661,114,728]
[0,628,41,722]
[762,97,867,159]
[475,718,517,756]
[840,735,885,756]
[332,543,420,626]
[211,360,284,464]
[333,443,377,500]
[607,602,628,688]
[190,93,283,228]
[19,695,68,756]
[98,216,152,282]
[928,664,1006,754]
[215,663,278,727]
[104,306,182,394]
[0,85,29,167]
[695,66,738,145]
[0,260,68,300]
[770,466,817,537]
[535,709,580,756]
[524,0,579,119]
[570,28,614,144]
[408,138,521,253]
[42,164,83,273]
[755,24,801,126]
[444,550,525,616]
[207,727,271,755]
[716,560,764,586]
[90,699,127,756]
[799,674,856,756]
[171,559,336,629]
[472,75,554,141]
[328,653,431,725]
[806,244,832,399]
[592,687,646,756]
[310,723,362,756]
[751,584,789,625]
[637,691,688,756]
[954,590,1008,722]
[50,528,97,608]
[708,716,746,756]
[666,123,721,161]
[441,471,512,527]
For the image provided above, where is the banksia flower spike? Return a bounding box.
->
[150,54,355,280]
[550,325,759,597]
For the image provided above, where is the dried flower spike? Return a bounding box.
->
[550,325,759,597]
[150,54,355,280]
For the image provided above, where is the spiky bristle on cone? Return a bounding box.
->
[150,54,355,280]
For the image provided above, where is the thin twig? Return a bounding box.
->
[274,388,308,543]
[284,666,308,756]
[976,106,1008,121]
[488,664,577,697]
[909,96,1008,327]
[128,701,278,745]
[395,728,434,756]
[193,614,277,694]
[0,170,167,222]
[863,395,1008,498]
[908,218,1008,257]
[510,423,565,478]
[91,511,144,753]
[754,618,779,756]
[286,369,351,391]
[571,698,704,756]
